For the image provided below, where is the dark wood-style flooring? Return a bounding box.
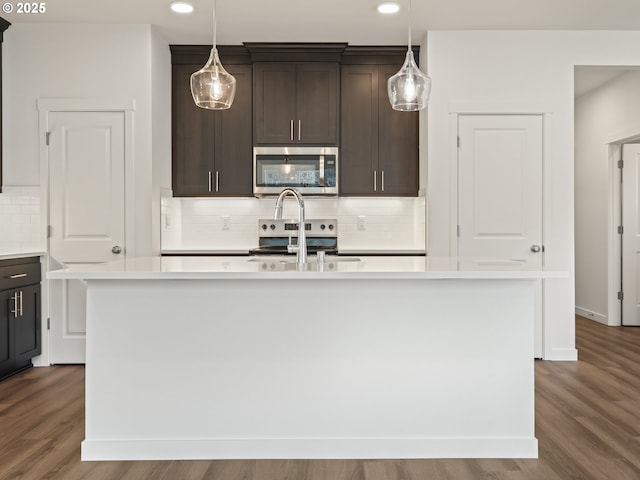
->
[0,316,639,480]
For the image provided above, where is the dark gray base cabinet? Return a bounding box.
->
[0,257,42,381]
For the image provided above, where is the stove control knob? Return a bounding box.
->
[270,224,276,230]
[261,224,268,230]
[320,224,326,230]
[328,224,334,230]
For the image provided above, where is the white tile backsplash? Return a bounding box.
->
[161,192,426,252]
[0,190,43,254]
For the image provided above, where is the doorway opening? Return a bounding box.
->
[574,65,640,327]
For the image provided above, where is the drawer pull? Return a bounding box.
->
[9,273,28,279]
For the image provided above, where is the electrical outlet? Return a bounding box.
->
[222,215,230,231]
[357,215,366,231]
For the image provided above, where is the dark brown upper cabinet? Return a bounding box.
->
[246,43,345,146]
[171,46,253,197]
[0,17,10,193]
[340,47,419,196]
[253,62,339,145]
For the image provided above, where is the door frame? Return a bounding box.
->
[605,131,640,326]
[448,103,553,357]
[37,98,135,366]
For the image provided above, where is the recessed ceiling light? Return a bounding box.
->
[170,1,194,14]
[377,2,400,14]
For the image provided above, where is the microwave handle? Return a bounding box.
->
[319,155,325,187]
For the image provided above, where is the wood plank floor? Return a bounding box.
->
[0,316,639,480]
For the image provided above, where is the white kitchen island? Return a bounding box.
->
[48,256,565,461]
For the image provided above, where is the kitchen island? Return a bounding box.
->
[48,256,565,461]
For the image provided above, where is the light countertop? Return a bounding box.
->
[160,249,427,256]
[0,252,45,261]
[47,255,567,280]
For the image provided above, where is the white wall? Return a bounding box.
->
[151,27,173,255]
[575,70,640,325]
[425,30,640,360]
[3,23,160,257]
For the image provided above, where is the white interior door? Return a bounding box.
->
[458,114,544,356]
[48,111,126,363]
[622,144,640,326]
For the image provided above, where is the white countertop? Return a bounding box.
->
[0,251,45,261]
[47,255,567,280]
[160,249,427,256]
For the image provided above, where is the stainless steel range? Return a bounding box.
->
[249,218,338,256]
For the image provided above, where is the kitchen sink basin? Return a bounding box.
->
[248,255,361,263]
[248,255,361,271]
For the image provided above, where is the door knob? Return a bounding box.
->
[530,245,542,253]
[112,245,122,254]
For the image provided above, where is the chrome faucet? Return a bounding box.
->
[274,187,307,264]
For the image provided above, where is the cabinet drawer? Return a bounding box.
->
[0,260,41,291]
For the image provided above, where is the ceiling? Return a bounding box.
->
[3,0,640,45]
[574,67,637,97]
[4,0,639,96]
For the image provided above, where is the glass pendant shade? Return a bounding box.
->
[387,0,430,111]
[190,0,236,110]
[388,49,430,111]
[191,48,236,109]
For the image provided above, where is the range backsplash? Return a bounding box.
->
[161,191,425,252]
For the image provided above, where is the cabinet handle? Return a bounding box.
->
[290,120,294,142]
[373,171,377,192]
[10,292,22,317]
[9,273,27,279]
[11,293,18,317]
[215,171,220,192]
[208,171,213,192]
[381,171,385,192]
[298,120,301,141]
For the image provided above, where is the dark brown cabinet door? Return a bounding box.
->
[340,64,418,196]
[13,284,41,364]
[172,64,215,196]
[297,63,339,144]
[173,63,253,196]
[215,64,253,196]
[253,63,297,144]
[0,290,11,379]
[340,65,379,195]
[254,62,338,145]
[377,65,419,196]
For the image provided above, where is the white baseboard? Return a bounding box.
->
[546,348,579,361]
[81,437,538,461]
[575,306,608,325]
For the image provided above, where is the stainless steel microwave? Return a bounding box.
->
[253,146,338,196]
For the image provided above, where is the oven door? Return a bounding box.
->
[254,147,338,195]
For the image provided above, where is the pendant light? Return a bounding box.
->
[387,0,431,111]
[190,0,236,109]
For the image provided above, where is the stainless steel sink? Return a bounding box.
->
[248,255,361,271]
[248,255,361,263]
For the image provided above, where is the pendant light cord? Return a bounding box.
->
[212,0,217,50]
[407,0,412,49]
